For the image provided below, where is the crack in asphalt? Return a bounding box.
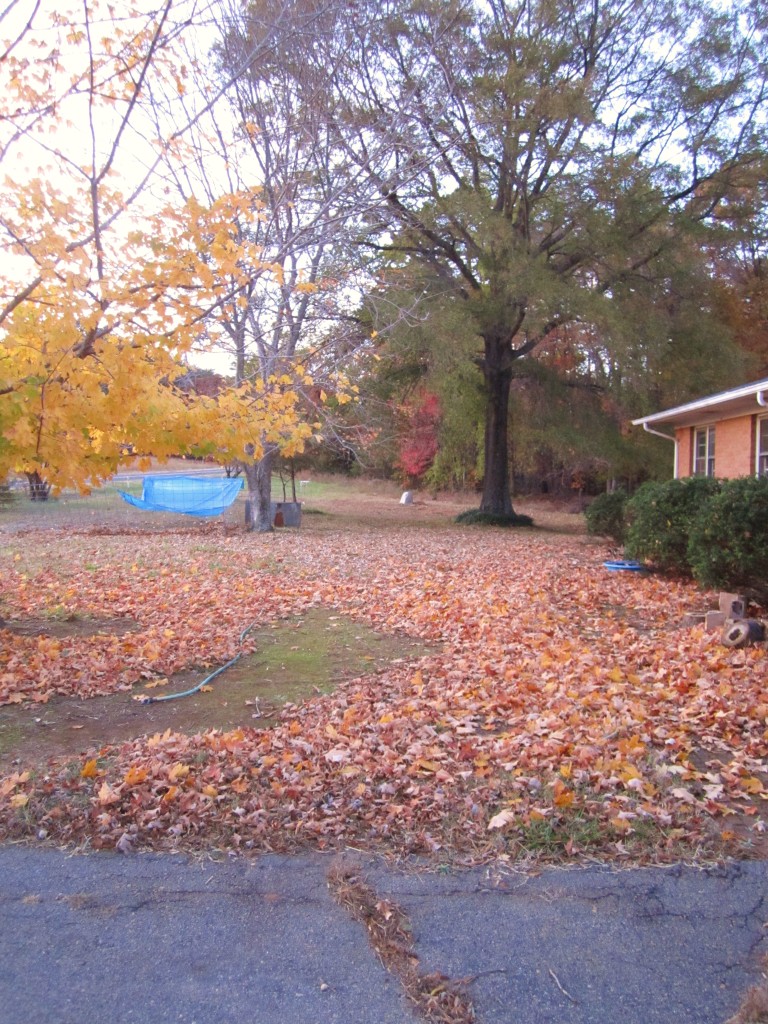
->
[328,862,476,1024]
[3,888,326,916]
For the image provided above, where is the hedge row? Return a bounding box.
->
[585,477,768,596]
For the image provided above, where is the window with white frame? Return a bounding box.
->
[693,425,715,477]
[758,418,768,477]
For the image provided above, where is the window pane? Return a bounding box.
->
[694,427,715,477]
[707,426,715,477]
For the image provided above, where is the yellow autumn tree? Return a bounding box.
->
[0,1,327,495]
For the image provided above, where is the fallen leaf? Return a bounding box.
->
[488,808,516,830]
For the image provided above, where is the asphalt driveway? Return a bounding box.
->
[0,847,765,1024]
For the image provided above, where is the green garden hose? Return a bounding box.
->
[136,620,260,705]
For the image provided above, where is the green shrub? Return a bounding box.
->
[687,477,768,596]
[624,477,721,573]
[585,490,628,544]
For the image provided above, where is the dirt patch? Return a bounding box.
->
[3,617,139,639]
[687,745,768,858]
[0,608,433,769]
[300,494,587,534]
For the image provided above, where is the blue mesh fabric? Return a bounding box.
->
[119,475,244,517]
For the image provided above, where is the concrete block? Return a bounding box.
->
[682,613,706,628]
[706,611,727,631]
[719,593,746,619]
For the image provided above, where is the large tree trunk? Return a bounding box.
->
[479,334,516,517]
[25,471,51,502]
[243,450,275,532]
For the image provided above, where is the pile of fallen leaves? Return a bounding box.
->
[1,518,766,863]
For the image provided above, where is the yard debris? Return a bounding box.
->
[722,620,766,649]
[328,860,476,1024]
[689,592,767,649]
[1,527,767,863]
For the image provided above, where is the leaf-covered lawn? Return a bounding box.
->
[1,518,766,863]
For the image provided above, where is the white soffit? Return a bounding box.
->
[632,379,768,430]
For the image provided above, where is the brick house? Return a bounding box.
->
[632,378,768,479]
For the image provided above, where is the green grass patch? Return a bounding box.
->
[512,813,605,855]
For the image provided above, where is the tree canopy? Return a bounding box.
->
[2,0,767,502]
[0,1,331,495]
[242,0,768,508]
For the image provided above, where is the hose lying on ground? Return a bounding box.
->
[135,620,260,705]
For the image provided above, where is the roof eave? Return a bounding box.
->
[632,378,768,429]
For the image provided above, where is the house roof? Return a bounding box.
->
[632,378,768,431]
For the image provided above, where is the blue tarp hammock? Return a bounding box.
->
[119,475,244,518]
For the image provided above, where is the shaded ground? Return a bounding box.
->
[0,608,433,768]
[2,616,140,638]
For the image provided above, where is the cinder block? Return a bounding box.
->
[706,611,727,630]
[719,592,746,619]
[682,613,706,628]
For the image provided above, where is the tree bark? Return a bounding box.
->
[243,450,275,532]
[479,335,516,517]
[25,471,51,502]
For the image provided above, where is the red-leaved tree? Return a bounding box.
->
[396,391,441,483]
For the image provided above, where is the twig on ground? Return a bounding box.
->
[548,966,578,1004]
